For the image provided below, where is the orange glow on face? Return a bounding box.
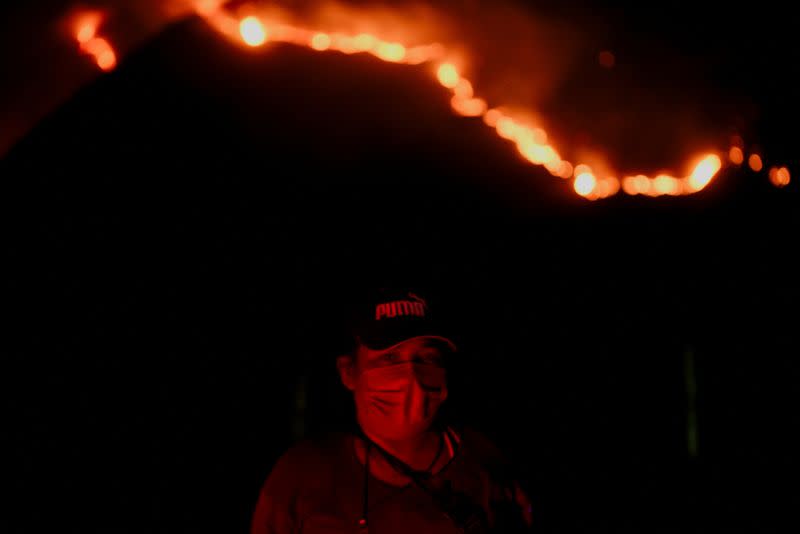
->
[769,166,791,187]
[748,153,763,172]
[728,146,744,165]
[240,16,267,47]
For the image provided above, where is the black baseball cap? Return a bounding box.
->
[348,287,457,352]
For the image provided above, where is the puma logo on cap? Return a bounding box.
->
[375,293,427,321]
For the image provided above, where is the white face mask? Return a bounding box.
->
[354,361,448,442]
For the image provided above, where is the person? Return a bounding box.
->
[251,287,533,533]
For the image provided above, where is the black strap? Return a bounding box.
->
[359,442,371,532]
[357,430,439,483]
[356,429,490,533]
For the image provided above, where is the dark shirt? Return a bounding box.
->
[251,425,532,533]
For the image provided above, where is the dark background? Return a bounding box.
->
[3,2,799,533]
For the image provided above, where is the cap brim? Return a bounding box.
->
[360,334,457,353]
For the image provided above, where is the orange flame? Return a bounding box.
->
[74,11,102,44]
[193,7,740,199]
[193,0,226,16]
[687,154,722,192]
[728,146,744,165]
[311,32,332,51]
[653,174,679,196]
[240,16,267,47]
[574,168,597,197]
[74,3,791,200]
[451,96,487,117]
[73,11,117,71]
[769,166,791,187]
[437,63,460,88]
[748,153,763,172]
[375,42,406,62]
[353,33,376,52]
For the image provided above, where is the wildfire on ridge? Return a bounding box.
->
[67,2,790,199]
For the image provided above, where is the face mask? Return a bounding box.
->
[354,361,448,441]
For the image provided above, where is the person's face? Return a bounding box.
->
[356,336,447,372]
[339,337,449,441]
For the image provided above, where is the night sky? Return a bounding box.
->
[3,2,799,533]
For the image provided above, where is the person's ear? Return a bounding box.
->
[336,354,356,391]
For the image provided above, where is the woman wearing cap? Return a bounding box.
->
[250,289,533,533]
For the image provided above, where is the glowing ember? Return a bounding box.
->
[240,16,267,47]
[622,174,653,195]
[81,36,117,71]
[556,161,574,179]
[574,170,597,197]
[375,42,406,62]
[451,96,487,117]
[728,146,744,165]
[437,63,460,88]
[77,24,96,44]
[311,33,331,51]
[453,79,473,99]
[653,174,679,196]
[96,49,117,71]
[73,11,117,71]
[687,154,722,192]
[483,109,502,128]
[194,0,226,16]
[74,11,101,44]
[769,166,791,187]
[353,33,376,51]
[332,34,356,54]
[748,153,763,172]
